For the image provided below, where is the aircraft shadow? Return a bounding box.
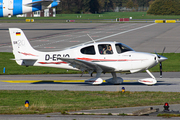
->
[31,80,174,86]
[31,80,86,85]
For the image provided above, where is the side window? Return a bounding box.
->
[98,44,113,55]
[80,45,95,55]
[115,43,134,54]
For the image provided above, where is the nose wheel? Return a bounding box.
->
[138,70,157,85]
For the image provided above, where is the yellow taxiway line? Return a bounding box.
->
[0,80,42,83]
[0,80,137,83]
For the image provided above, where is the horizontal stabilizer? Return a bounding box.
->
[11,58,38,61]
[24,0,55,7]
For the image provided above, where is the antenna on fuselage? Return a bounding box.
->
[87,34,95,43]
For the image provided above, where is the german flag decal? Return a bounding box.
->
[16,32,21,36]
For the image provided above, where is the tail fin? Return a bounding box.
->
[9,28,38,66]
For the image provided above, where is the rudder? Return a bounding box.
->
[9,28,38,65]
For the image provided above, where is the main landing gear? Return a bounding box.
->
[85,72,123,85]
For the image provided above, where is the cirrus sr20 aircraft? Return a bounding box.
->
[9,28,167,85]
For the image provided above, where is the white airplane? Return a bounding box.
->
[0,0,60,17]
[9,28,167,85]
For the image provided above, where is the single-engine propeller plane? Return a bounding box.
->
[9,28,167,85]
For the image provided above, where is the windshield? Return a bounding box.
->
[115,43,134,53]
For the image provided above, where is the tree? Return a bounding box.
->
[104,0,115,12]
[133,0,139,11]
[148,0,154,7]
[89,0,100,13]
[81,0,91,13]
[126,0,134,8]
[147,0,180,15]
[56,0,154,14]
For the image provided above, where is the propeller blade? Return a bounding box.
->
[154,50,160,58]
[161,47,166,56]
[160,62,162,78]
[155,47,167,78]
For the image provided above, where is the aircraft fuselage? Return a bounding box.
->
[16,42,159,74]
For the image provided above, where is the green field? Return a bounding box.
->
[0,90,180,114]
[0,12,180,23]
[0,52,179,75]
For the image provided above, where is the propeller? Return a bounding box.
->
[155,47,167,78]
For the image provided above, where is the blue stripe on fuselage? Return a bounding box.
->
[0,0,3,17]
[51,1,58,8]
[13,0,23,15]
[32,0,41,12]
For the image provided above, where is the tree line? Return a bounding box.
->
[56,0,154,14]
[147,0,180,15]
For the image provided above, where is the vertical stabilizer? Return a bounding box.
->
[9,28,38,65]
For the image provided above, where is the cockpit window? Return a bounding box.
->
[81,45,95,55]
[115,43,134,53]
[98,44,113,55]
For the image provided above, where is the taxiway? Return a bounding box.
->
[0,73,180,92]
[0,23,180,53]
[0,22,180,119]
[0,23,180,91]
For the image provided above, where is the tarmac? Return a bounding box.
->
[70,104,180,116]
[1,23,180,119]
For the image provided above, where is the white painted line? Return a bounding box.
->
[44,47,56,48]
[94,23,157,42]
[71,23,157,47]
[34,23,156,49]
[39,40,49,41]
[70,41,80,42]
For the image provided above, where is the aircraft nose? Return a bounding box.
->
[158,55,168,62]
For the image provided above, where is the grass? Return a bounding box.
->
[149,53,180,72]
[0,90,180,114]
[0,12,180,23]
[158,113,180,117]
[0,52,179,75]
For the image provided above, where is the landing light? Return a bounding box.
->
[163,102,169,111]
[122,87,125,93]
[25,100,29,108]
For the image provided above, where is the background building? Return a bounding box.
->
[17,8,56,17]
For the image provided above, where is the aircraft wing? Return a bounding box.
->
[24,0,54,7]
[60,58,115,72]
